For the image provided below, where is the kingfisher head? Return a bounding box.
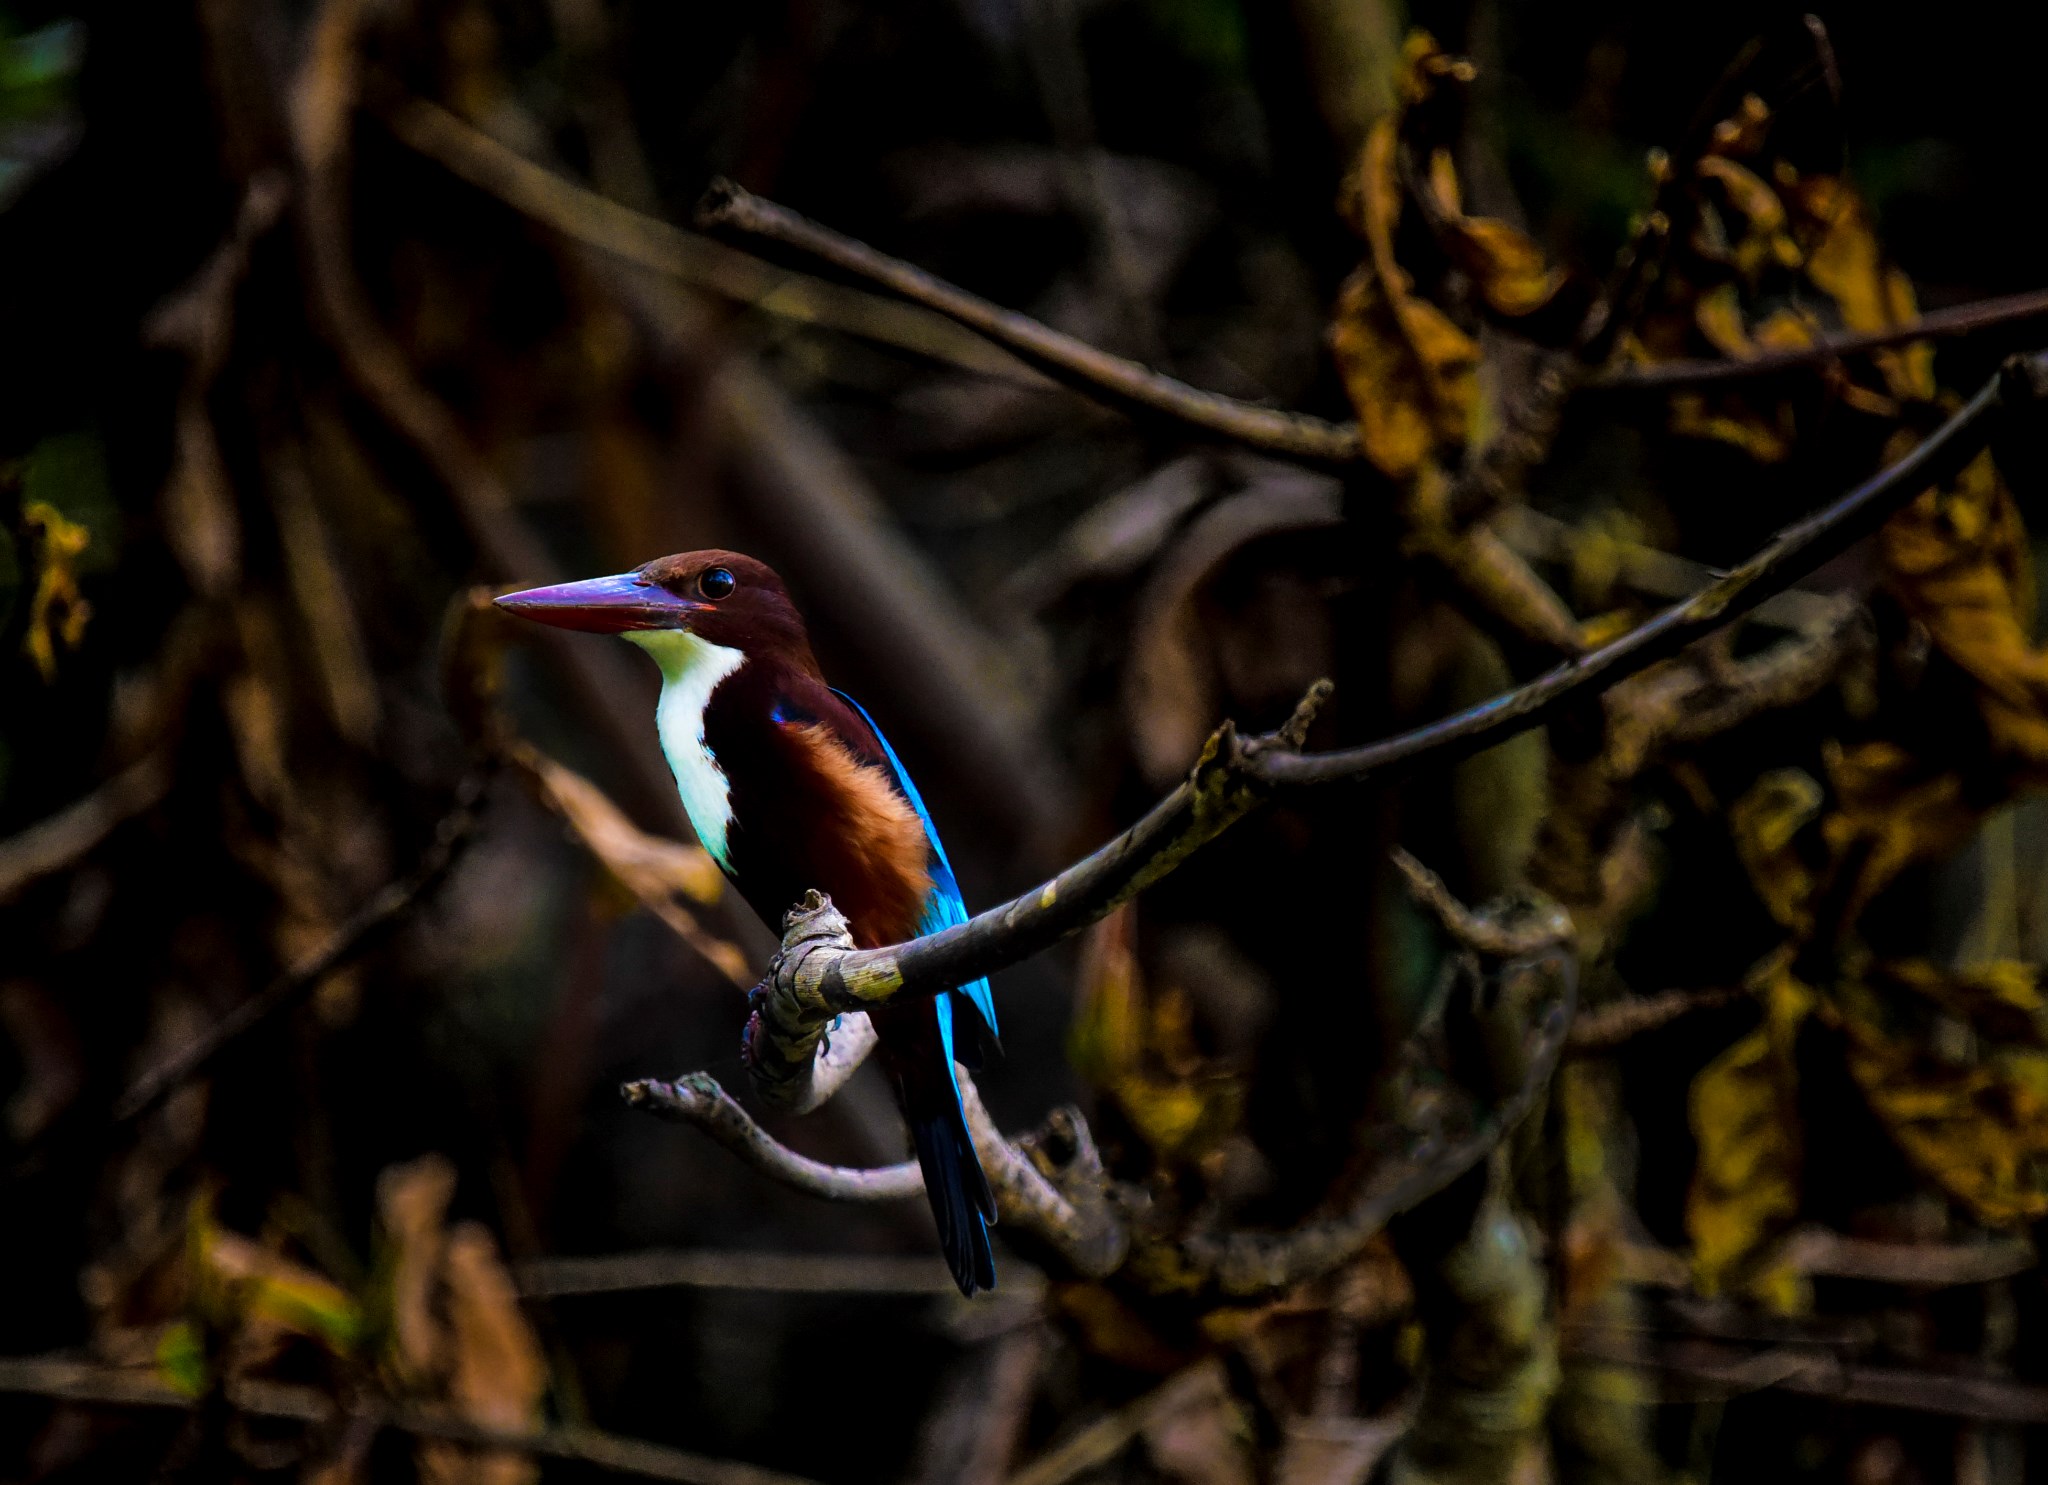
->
[495,550,818,671]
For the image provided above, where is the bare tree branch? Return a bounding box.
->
[695,179,1364,465]
[1568,1327,2048,1425]
[517,1248,1030,1298]
[726,354,2039,1041]
[1390,848,1573,959]
[621,1072,924,1202]
[740,684,1333,1091]
[1565,987,1745,1056]
[621,1068,1128,1279]
[1764,1227,2037,1288]
[1261,357,2036,786]
[0,1355,822,1485]
[382,98,1047,388]
[1592,286,2048,393]
[1004,1361,1231,1485]
[109,776,486,1127]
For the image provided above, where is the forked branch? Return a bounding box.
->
[623,1069,1127,1277]
[695,179,1364,464]
[732,351,2043,1041]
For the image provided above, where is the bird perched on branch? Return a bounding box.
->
[496,551,998,1295]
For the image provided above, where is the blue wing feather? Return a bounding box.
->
[831,689,999,1039]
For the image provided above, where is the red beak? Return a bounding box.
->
[493,573,696,633]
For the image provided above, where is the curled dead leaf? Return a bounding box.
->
[21,500,91,681]
[1331,110,1478,480]
[1880,449,2048,768]
[423,1223,547,1485]
[1821,740,1982,924]
[376,1156,547,1485]
[1070,905,1243,1164]
[510,742,749,985]
[1686,964,1811,1297]
[1838,1014,2048,1228]
[1729,769,1825,933]
[379,1153,459,1385]
[438,588,748,984]
[1791,176,1934,402]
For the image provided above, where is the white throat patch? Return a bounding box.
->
[624,630,747,870]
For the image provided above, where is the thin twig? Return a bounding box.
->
[1565,987,1745,1055]
[517,1248,1022,1298]
[382,99,1046,387]
[731,356,2039,1032]
[1390,848,1573,959]
[1765,1227,2037,1287]
[0,1355,820,1485]
[622,1069,1127,1277]
[695,179,1364,465]
[739,684,1334,1089]
[110,778,486,1126]
[1260,357,2036,785]
[1569,1328,2048,1424]
[621,1073,924,1202]
[1490,505,1843,632]
[1594,287,2048,393]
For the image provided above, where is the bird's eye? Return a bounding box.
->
[697,567,737,601]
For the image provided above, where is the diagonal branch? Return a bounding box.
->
[731,349,2043,1039]
[1593,286,2048,393]
[694,179,1364,465]
[1260,356,2035,785]
[741,684,1333,1098]
[108,776,488,1128]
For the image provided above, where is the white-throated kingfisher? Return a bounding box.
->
[495,551,999,1295]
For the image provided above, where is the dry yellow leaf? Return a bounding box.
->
[1668,393,1792,462]
[1752,305,1818,351]
[376,1156,547,1485]
[1876,959,2048,1047]
[1839,1018,2048,1228]
[509,742,749,986]
[1069,905,1240,1162]
[1729,769,1824,932]
[1694,283,1753,360]
[1447,216,1569,318]
[1698,157,1785,234]
[21,501,91,682]
[1880,449,2048,768]
[425,1224,547,1485]
[1794,176,1934,401]
[1687,965,1812,1294]
[1331,102,1479,480]
[1821,739,1982,920]
[1329,264,1477,480]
